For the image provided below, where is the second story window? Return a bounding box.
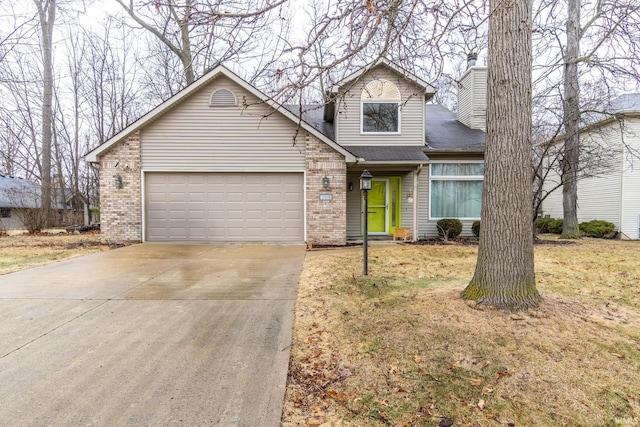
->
[361,79,401,134]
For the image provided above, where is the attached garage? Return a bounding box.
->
[145,172,304,242]
[85,65,353,245]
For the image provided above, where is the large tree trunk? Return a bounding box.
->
[462,0,540,310]
[561,0,581,238]
[34,0,55,228]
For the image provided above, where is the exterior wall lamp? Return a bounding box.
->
[360,169,373,275]
[322,176,330,189]
[115,174,123,189]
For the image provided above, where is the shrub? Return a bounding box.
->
[547,219,564,234]
[579,220,616,238]
[437,218,463,239]
[471,221,480,238]
[534,217,555,234]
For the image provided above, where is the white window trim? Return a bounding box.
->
[429,161,484,221]
[360,101,402,135]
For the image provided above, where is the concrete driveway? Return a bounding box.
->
[0,243,306,426]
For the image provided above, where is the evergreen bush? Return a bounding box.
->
[437,218,463,239]
[547,219,564,234]
[471,220,481,238]
[579,220,616,238]
[534,217,554,233]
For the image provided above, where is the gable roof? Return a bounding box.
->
[424,104,485,152]
[329,58,437,98]
[85,65,357,163]
[0,174,40,208]
[610,93,640,113]
[548,93,640,145]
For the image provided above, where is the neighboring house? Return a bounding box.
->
[0,174,41,230]
[85,59,486,245]
[541,94,640,239]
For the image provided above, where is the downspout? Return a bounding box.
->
[413,164,423,242]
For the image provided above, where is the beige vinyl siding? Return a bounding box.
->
[621,117,640,239]
[336,65,425,146]
[400,172,414,232]
[141,75,305,171]
[457,67,487,132]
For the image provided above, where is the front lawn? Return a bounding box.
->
[0,231,111,275]
[283,238,640,426]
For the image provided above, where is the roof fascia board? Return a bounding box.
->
[356,160,429,165]
[544,110,640,146]
[85,64,356,163]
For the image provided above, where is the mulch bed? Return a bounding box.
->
[310,236,580,250]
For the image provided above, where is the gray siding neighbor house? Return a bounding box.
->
[0,174,41,230]
[85,59,486,245]
[542,94,640,239]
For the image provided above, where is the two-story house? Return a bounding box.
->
[85,59,486,245]
[541,94,640,239]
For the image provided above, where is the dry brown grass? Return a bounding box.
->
[0,231,111,275]
[283,238,640,427]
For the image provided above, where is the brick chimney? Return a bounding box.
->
[457,53,487,132]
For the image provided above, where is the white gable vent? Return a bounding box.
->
[210,89,237,107]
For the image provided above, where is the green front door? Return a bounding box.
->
[367,179,387,233]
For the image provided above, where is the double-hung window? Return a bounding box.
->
[361,79,401,134]
[430,162,484,219]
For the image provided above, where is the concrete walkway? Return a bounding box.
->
[0,243,306,426]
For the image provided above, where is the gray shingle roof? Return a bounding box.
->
[610,93,640,113]
[284,104,335,140]
[0,174,41,208]
[424,104,485,152]
[285,103,485,159]
[342,146,430,162]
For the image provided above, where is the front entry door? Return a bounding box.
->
[367,179,388,234]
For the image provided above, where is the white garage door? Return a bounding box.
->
[145,173,304,242]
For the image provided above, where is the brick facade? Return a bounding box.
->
[99,132,142,243]
[305,134,347,245]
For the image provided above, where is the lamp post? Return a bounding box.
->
[360,170,373,276]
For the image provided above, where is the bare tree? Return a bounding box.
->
[114,0,288,87]
[532,0,640,236]
[33,0,56,227]
[462,0,540,310]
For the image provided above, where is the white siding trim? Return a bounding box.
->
[303,170,308,242]
[413,166,422,241]
[141,168,147,242]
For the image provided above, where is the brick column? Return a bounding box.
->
[305,134,347,245]
[98,132,142,243]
